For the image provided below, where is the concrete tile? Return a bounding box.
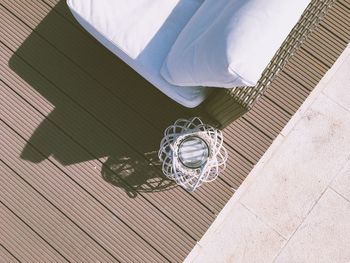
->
[185,135,287,262]
[185,202,285,263]
[275,189,350,263]
[331,160,350,200]
[281,44,350,137]
[240,94,350,239]
[322,49,350,112]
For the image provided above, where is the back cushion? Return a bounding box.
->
[161,0,310,88]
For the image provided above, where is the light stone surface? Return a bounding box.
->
[281,43,350,137]
[184,202,285,263]
[323,46,350,112]
[240,93,350,238]
[184,134,287,263]
[185,40,350,263]
[275,189,350,263]
[331,160,350,201]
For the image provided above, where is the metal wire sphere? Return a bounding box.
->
[158,117,228,192]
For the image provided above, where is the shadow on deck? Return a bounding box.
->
[1,0,349,261]
[9,0,213,197]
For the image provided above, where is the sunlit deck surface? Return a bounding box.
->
[1,0,349,262]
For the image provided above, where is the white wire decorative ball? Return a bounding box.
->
[158,117,228,192]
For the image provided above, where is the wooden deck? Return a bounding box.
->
[0,0,349,262]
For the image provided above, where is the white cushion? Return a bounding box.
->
[161,0,310,88]
[67,0,210,108]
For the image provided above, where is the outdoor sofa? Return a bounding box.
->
[67,0,335,128]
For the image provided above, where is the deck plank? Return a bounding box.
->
[0,40,214,239]
[0,38,219,239]
[1,160,111,263]
[4,0,258,191]
[239,0,350,146]
[0,0,349,262]
[0,108,167,262]
[0,195,69,263]
[0,68,200,262]
[0,244,21,263]
[0,1,234,213]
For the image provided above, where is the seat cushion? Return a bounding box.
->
[67,0,210,108]
[161,0,309,88]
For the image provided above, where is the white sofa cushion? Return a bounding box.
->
[67,0,210,108]
[161,0,309,88]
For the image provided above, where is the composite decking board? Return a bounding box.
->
[335,0,349,16]
[222,147,253,182]
[331,2,350,34]
[1,0,349,262]
[3,72,186,263]
[0,244,20,263]
[4,0,197,130]
[243,4,348,136]
[0,6,232,217]
[0,45,219,241]
[0,199,68,263]
[245,98,291,134]
[3,121,165,260]
[341,0,350,9]
[265,77,309,115]
[0,46,215,242]
[285,40,341,94]
[43,0,78,25]
[293,49,329,84]
[223,120,273,164]
[2,2,183,136]
[1,160,110,263]
[303,27,345,67]
[7,0,269,190]
[0,75,198,262]
[0,3,235,214]
[320,21,349,45]
[0,167,116,263]
[321,4,350,42]
[219,0,350,164]
[0,206,53,263]
[223,119,273,165]
[247,96,292,132]
[0,47,233,261]
[38,0,286,190]
[0,120,167,262]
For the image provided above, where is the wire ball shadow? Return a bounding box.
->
[101,154,177,198]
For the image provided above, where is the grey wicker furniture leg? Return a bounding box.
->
[203,0,336,129]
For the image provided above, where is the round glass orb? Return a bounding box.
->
[178,136,209,169]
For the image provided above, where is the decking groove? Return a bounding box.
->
[3,0,259,193]
[0,1,235,212]
[0,45,217,233]
[0,76,192,262]
[0,160,81,263]
[0,244,21,263]
[1,0,349,262]
[0,199,70,263]
[1,120,168,262]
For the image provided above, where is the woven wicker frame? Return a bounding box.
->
[203,0,336,128]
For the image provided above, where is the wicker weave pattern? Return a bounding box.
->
[228,0,336,109]
[204,0,336,128]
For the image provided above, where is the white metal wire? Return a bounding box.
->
[158,117,228,192]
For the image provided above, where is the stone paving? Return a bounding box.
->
[185,43,350,263]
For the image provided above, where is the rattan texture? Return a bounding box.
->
[228,0,336,110]
[158,117,228,192]
[205,0,337,128]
